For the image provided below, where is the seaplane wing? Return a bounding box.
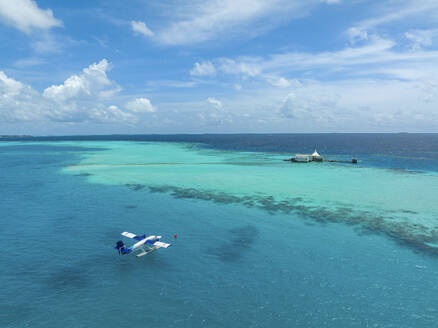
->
[121,231,145,241]
[153,241,171,248]
[121,231,137,239]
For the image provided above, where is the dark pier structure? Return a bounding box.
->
[327,158,358,164]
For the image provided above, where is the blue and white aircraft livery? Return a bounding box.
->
[115,232,171,257]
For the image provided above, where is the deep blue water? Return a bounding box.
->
[1,135,438,328]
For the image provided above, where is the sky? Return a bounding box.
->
[0,0,438,135]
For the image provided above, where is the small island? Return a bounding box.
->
[284,149,357,164]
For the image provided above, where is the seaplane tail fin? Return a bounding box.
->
[115,240,130,255]
[153,241,171,248]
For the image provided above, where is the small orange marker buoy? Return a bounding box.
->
[174,234,178,239]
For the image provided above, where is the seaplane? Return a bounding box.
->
[115,232,171,257]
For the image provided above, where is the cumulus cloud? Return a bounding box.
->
[0,60,155,124]
[0,71,24,97]
[125,97,155,113]
[43,59,117,102]
[0,0,62,33]
[131,20,154,37]
[0,71,49,122]
[190,61,216,76]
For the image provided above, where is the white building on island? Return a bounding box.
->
[294,154,313,162]
[292,149,323,162]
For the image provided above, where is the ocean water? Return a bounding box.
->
[1,134,438,328]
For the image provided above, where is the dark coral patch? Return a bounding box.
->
[74,172,93,177]
[147,184,438,257]
[388,168,424,175]
[205,225,259,262]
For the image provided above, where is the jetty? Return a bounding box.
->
[283,149,357,164]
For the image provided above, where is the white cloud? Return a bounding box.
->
[0,71,49,122]
[181,30,438,131]
[405,29,438,51]
[198,97,232,126]
[125,97,155,113]
[191,36,413,84]
[0,71,24,97]
[219,58,262,77]
[43,59,116,102]
[154,0,320,45]
[202,35,438,84]
[347,1,438,39]
[190,58,262,79]
[190,61,216,76]
[321,0,341,4]
[0,0,62,34]
[89,105,138,123]
[0,60,154,124]
[264,36,398,72]
[266,76,299,88]
[131,20,154,38]
[190,34,438,96]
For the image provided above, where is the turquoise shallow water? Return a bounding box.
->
[1,137,438,327]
